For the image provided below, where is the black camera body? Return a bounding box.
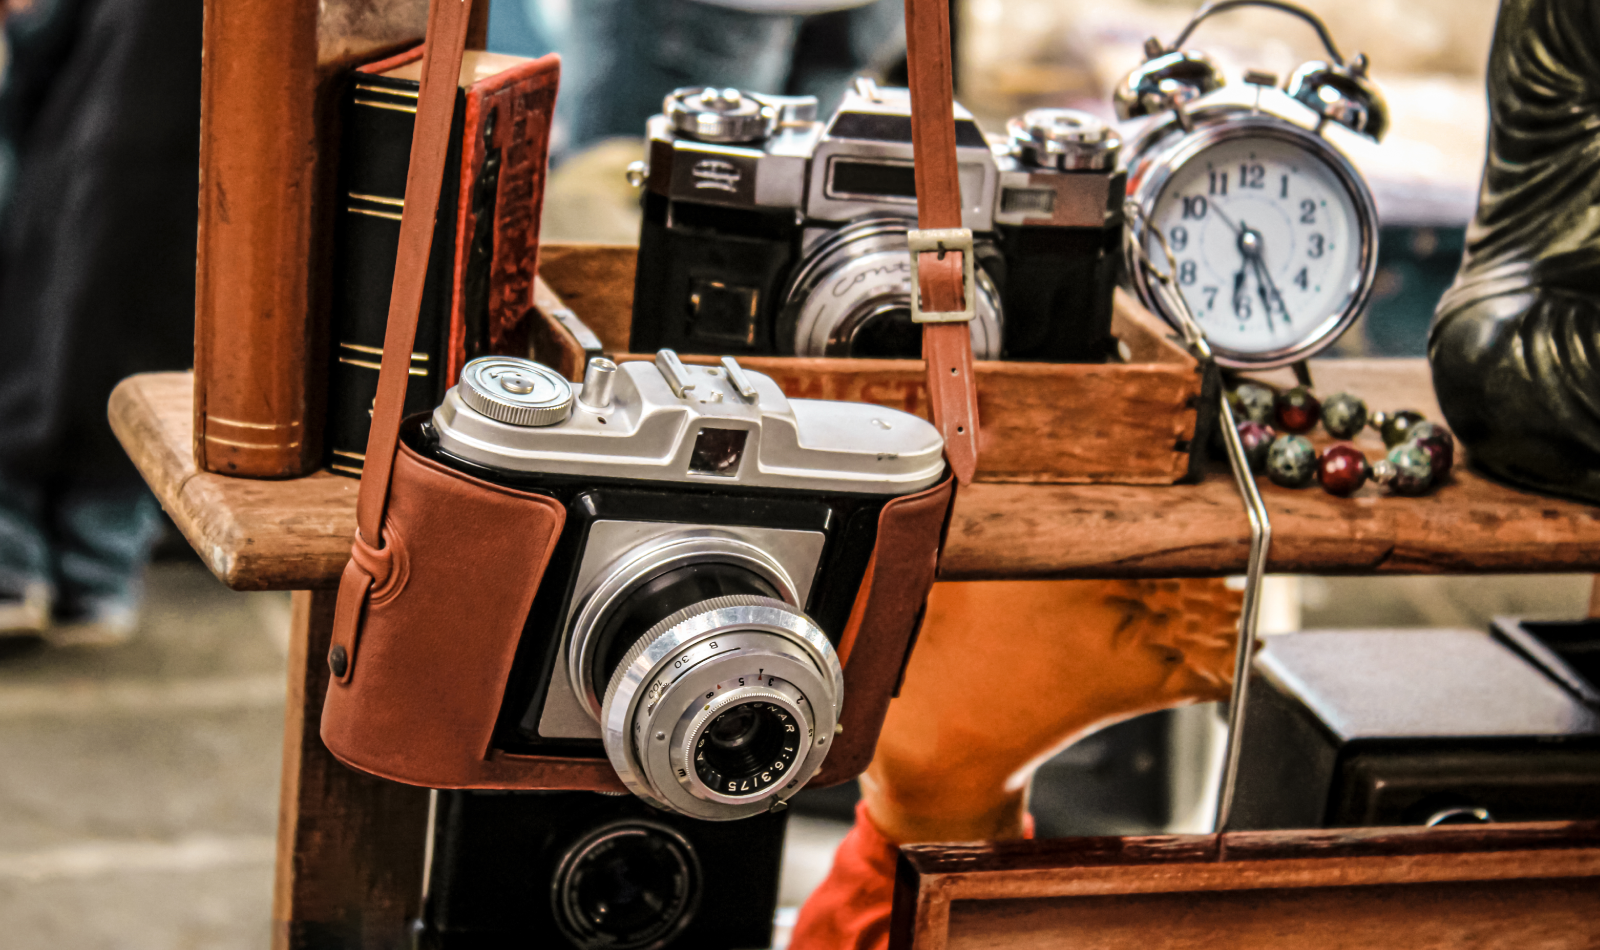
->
[415,351,945,821]
[630,82,1125,363]
[420,790,787,950]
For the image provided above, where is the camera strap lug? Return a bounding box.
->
[907,227,977,325]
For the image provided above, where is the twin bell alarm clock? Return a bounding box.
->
[1116,0,1388,369]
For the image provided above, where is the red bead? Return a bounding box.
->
[1275,386,1322,434]
[1236,421,1275,473]
[1317,444,1370,496]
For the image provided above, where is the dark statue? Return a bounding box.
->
[1431,0,1600,504]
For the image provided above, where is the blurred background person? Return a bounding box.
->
[490,0,910,161]
[0,0,200,646]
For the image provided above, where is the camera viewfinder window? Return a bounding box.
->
[688,278,761,346]
[689,427,749,476]
[828,159,917,201]
[1001,187,1055,216]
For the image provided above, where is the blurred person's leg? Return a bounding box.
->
[0,0,199,644]
[556,0,802,153]
[784,0,904,111]
[46,484,163,644]
[0,477,51,636]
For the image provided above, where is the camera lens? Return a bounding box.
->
[783,217,1002,359]
[552,821,700,950]
[565,532,844,821]
[842,303,921,358]
[694,700,801,798]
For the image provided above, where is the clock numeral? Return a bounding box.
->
[1178,261,1197,285]
[1169,226,1188,251]
[1300,199,1316,224]
[1235,296,1253,320]
[1202,286,1218,310]
[1294,267,1309,290]
[1181,196,1208,220]
[1239,163,1265,189]
[1307,234,1325,259]
[1280,175,1289,198]
[1208,170,1228,196]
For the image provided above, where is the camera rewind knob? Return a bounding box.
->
[460,357,574,427]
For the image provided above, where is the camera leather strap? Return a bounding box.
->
[354,0,475,551]
[905,0,981,484]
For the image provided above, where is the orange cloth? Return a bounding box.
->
[789,801,1034,950]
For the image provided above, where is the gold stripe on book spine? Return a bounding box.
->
[353,98,418,115]
[347,206,404,221]
[338,356,428,377]
[354,83,420,99]
[348,192,404,207]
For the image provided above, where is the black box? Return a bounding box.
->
[1230,628,1600,830]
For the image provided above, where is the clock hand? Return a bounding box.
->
[1211,203,1244,237]
[1251,254,1292,326]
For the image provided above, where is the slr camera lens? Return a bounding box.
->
[566,530,844,820]
[552,821,701,950]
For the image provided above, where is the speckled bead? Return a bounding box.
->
[1383,442,1434,495]
[1274,386,1322,434]
[1230,383,1277,426]
[1321,392,1369,439]
[1377,409,1427,448]
[1406,421,1455,478]
[1316,444,1370,496]
[1236,421,1276,473]
[1266,434,1317,488]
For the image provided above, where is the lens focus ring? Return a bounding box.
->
[600,595,842,821]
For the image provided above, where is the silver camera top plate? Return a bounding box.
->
[433,354,946,495]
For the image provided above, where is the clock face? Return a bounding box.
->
[1142,129,1372,364]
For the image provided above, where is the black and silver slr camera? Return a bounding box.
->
[420,790,786,949]
[628,81,1125,362]
[404,350,945,821]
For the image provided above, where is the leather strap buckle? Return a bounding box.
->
[908,227,976,324]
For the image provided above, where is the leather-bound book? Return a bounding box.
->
[325,47,559,477]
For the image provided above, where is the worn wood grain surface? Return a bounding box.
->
[273,591,429,950]
[110,360,1600,590]
[893,823,1600,950]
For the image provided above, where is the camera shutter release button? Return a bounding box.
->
[459,357,574,427]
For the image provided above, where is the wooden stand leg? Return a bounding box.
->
[273,591,431,949]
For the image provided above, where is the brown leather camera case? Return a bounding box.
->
[319,441,954,790]
[319,0,973,795]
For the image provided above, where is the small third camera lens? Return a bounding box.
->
[553,822,700,950]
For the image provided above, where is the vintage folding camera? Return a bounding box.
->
[419,790,787,949]
[628,80,1125,362]
[320,351,950,821]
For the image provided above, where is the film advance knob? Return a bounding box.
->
[459,357,574,427]
[1009,108,1121,171]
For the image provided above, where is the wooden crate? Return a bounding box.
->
[891,823,1600,950]
[534,244,1212,485]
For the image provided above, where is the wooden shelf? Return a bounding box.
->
[111,365,1600,592]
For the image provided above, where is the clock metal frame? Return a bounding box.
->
[1124,111,1379,370]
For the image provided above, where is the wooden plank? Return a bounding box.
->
[109,362,1600,590]
[893,824,1600,950]
[942,878,1599,950]
[273,591,430,949]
